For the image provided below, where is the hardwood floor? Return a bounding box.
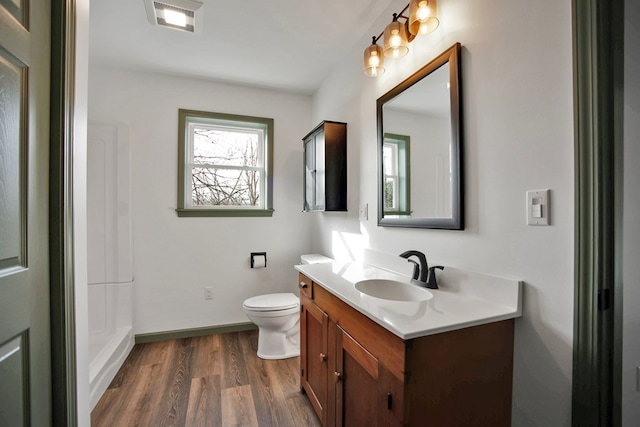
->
[91,330,322,427]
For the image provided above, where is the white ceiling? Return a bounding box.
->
[89,0,397,95]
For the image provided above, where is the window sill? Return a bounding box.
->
[176,208,275,218]
[383,210,412,216]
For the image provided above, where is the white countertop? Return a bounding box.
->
[295,261,522,340]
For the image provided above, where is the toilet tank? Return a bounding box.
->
[300,254,334,265]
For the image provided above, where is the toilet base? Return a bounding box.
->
[255,323,300,360]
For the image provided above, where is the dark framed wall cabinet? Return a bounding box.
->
[303,121,347,212]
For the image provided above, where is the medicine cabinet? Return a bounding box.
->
[303,121,347,212]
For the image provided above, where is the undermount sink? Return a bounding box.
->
[355,279,433,302]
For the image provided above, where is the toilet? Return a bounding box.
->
[243,254,333,360]
[243,293,300,359]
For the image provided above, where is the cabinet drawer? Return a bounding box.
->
[299,273,313,299]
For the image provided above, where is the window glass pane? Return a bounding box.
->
[385,177,398,210]
[191,167,261,207]
[383,143,398,174]
[193,127,260,167]
[178,109,273,216]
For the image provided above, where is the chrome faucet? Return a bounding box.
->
[399,250,444,289]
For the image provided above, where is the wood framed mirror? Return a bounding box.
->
[377,42,463,229]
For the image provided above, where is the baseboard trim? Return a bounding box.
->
[134,322,257,344]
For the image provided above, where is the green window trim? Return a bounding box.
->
[175,208,275,218]
[383,133,411,215]
[177,109,274,217]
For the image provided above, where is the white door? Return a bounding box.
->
[0,1,52,425]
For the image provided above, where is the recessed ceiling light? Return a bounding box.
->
[144,0,203,33]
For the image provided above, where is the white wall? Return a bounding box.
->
[88,68,313,334]
[623,0,640,423]
[311,0,574,425]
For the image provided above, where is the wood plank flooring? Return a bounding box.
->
[91,330,322,427]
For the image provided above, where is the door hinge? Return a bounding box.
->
[597,289,610,311]
[387,393,392,410]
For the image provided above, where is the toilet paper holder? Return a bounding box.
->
[250,252,267,268]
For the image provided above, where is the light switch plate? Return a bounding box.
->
[359,203,368,221]
[527,189,550,226]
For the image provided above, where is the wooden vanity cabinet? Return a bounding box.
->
[299,273,404,426]
[334,326,403,427]
[300,293,329,424]
[298,273,515,427]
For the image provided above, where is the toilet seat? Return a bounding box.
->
[243,293,298,312]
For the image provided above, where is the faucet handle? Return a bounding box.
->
[425,266,444,289]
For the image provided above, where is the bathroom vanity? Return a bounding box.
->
[295,261,522,427]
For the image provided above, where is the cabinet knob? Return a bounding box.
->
[334,371,342,382]
[319,353,327,362]
[299,282,308,288]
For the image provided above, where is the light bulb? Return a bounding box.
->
[164,9,187,27]
[368,52,380,67]
[417,1,429,21]
[390,32,401,48]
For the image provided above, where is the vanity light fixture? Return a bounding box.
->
[408,0,439,36]
[363,37,385,76]
[363,0,440,77]
[383,13,409,58]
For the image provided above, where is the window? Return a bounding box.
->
[383,141,399,211]
[383,133,410,215]
[177,110,274,217]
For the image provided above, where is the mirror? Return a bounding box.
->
[377,43,463,229]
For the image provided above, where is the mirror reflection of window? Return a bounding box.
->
[383,142,399,211]
[383,134,411,216]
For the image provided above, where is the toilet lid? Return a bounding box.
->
[243,293,299,312]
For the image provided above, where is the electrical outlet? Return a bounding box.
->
[204,287,213,300]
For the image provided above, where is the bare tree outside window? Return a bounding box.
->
[177,109,273,217]
[191,127,262,207]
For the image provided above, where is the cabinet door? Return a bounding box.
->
[313,129,326,208]
[301,295,329,424]
[304,129,326,211]
[379,366,404,426]
[304,136,317,210]
[334,326,380,427]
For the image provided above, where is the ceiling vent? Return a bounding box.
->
[144,0,203,33]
